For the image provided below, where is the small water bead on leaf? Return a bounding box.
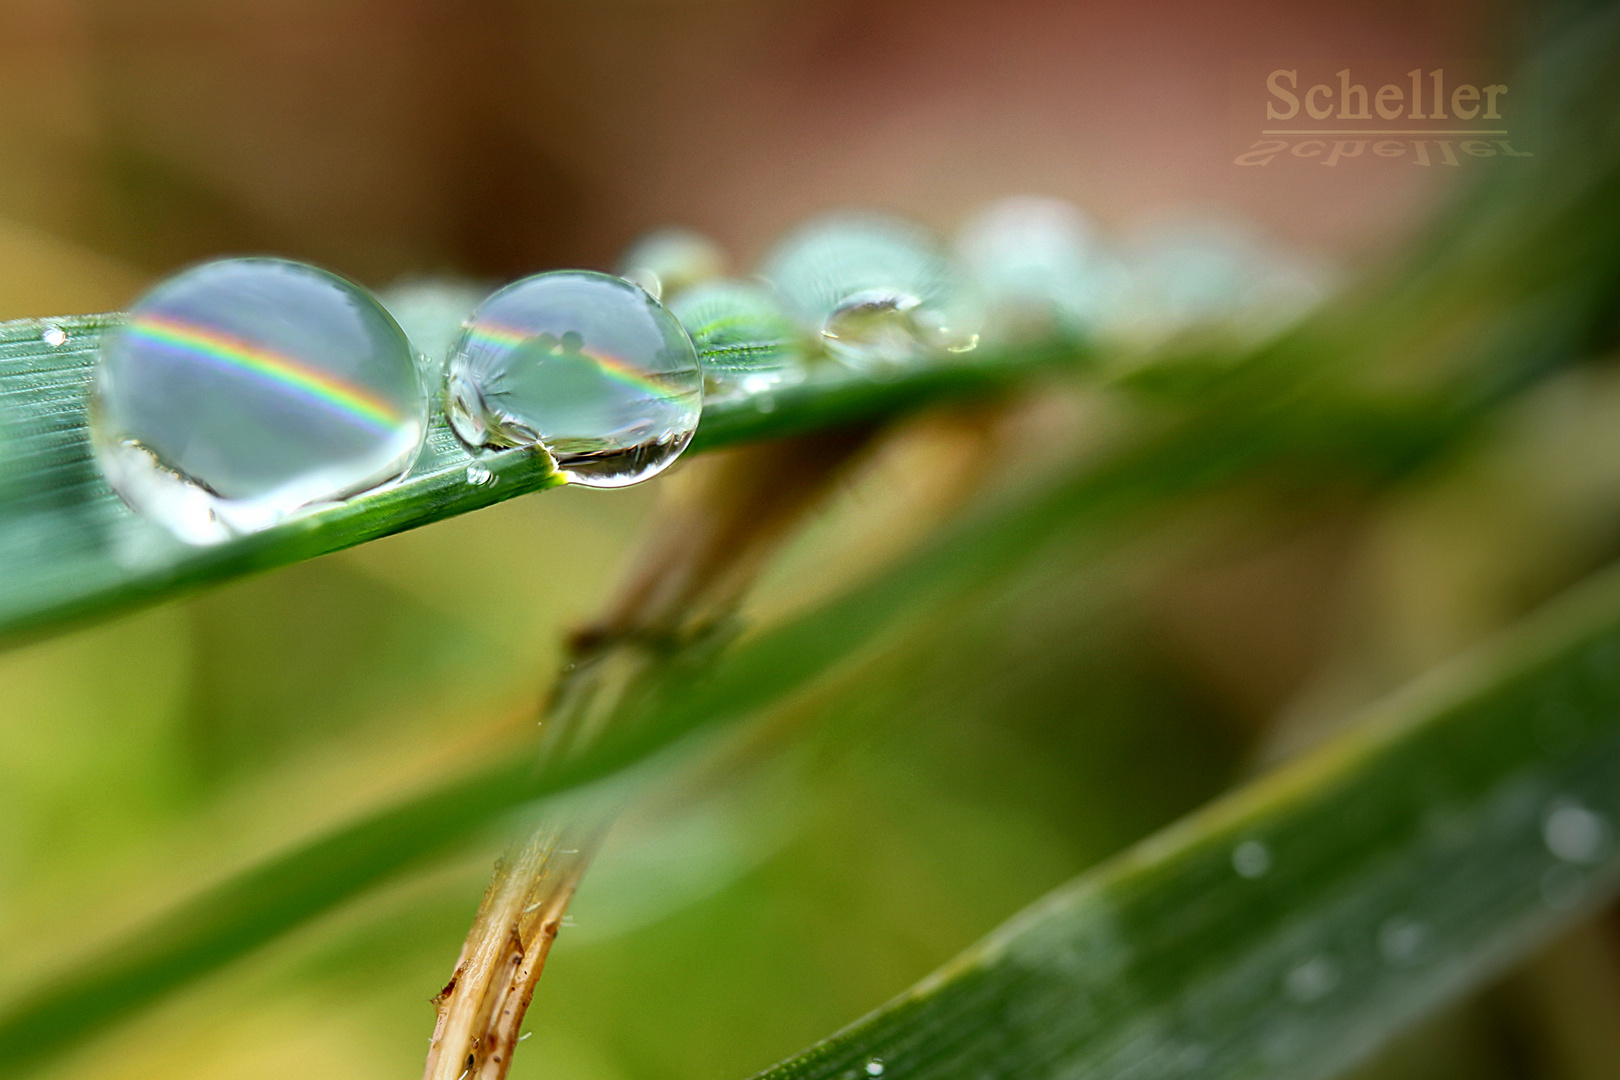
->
[1542,800,1610,864]
[1118,215,1334,345]
[90,257,429,545]
[667,279,807,399]
[617,227,728,301]
[41,324,67,348]
[1231,839,1270,878]
[955,196,1130,343]
[444,271,704,488]
[760,213,981,370]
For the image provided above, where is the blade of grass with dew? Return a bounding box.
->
[747,557,1620,1080]
[0,317,1082,649]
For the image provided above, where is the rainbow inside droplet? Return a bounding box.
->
[91,257,428,544]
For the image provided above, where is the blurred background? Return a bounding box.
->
[9,2,1620,1079]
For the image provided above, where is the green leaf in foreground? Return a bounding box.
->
[754,561,1620,1080]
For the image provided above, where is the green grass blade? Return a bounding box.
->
[0,315,1079,649]
[752,561,1620,1080]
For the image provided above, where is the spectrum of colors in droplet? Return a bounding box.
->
[463,321,696,400]
[123,313,405,434]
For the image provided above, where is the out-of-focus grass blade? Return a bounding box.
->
[0,314,1078,650]
[750,561,1620,1080]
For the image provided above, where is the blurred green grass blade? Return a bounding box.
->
[754,561,1620,1080]
[0,314,1077,650]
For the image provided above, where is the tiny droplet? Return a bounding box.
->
[1283,955,1339,1003]
[42,325,67,347]
[1377,916,1430,966]
[465,461,493,486]
[1543,802,1610,864]
[1232,840,1270,879]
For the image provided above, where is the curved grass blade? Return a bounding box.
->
[0,315,1080,649]
[750,560,1620,1080]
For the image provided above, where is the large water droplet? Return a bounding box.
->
[761,214,980,370]
[91,257,428,545]
[444,271,704,488]
[668,279,806,399]
[617,228,727,301]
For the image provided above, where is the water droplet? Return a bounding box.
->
[41,324,67,347]
[1231,839,1270,878]
[1377,916,1430,966]
[761,214,981,370]
[667,279,806,398]
[865,1059,884,1076]
[91,257,428,545]
[617,227,727,301]
[955,196,1129,342]
[1283,955,1339,1003]
[1119,216,1334,345]
[445,271,704,488]
[465,461,493,486]
[1543,801,1610,864]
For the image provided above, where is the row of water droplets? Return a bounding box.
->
[1225,792,1613,1013]
[83,198,1329,545]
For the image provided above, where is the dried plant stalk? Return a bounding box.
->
[424,427,883,1080]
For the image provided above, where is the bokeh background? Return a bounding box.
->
[10,2,1620,1080]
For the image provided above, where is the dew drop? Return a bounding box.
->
[762,214,980,370]
[41,324,67,347]
[1283,955,1339,1003]
[667,279,806,398]
[1543,801,1610,864]
[955,195,1129,342]
[444,271,704,488]
[1231,839,1270,879]
[617,227,727,301]
[1377,916,1430,966]
[90,257,428,545]
[465,461,493,486]
[865,1059,884,1077]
